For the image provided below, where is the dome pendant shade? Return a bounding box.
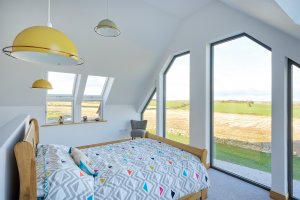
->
[3,26,83,65]
[94,19,121,37]
[31,79,53,89]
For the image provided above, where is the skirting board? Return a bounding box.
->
[269,191,288,200]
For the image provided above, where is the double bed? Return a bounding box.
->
[14,119,210,200]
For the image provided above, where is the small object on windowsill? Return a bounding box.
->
[58,116,64,124]
[42,120,107,127]
[83,116,88,122]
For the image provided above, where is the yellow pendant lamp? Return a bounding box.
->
[2,0,83,65]
[31,79,53,89]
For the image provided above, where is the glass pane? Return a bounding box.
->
[81,101,101,120]
[165,54,190,144]
[84,76,107,96]
[292,64,300,199]
[47,101,72,123]
[213,36,272,187]
[47,72,76,95]
[143,92,156,134]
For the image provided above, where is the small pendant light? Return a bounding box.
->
[2,0,84,65]
[94,0,121,37]
[31,66,53,89]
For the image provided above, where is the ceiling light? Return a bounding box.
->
[94,0,120,37]
[31,79,53,89]
[2,0,83,65]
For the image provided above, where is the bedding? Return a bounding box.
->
[82,138,210,200]
[36,144,94,200]
[70,147,97,176]
[36,139,209,200]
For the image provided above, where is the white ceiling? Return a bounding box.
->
[1,0,300,106]
[142,0,213,19]
[219,0,300,41]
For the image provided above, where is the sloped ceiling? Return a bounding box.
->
[219,0,300,41]
[1,0,300,107]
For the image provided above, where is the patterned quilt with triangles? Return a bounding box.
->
[81,138,210,200]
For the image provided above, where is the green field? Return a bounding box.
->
[158,133,300,180]
[152,100,300,118]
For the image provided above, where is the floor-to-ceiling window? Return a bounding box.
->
[211,34,272,187]
[164,52,190,144]
[288,60,300,200]
[142,89,157,134]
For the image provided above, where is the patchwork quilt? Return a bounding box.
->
[82,138,210,200]
[36,139,209,200]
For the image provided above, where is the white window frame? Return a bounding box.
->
[81,76,108,120]
[45,73,78,124]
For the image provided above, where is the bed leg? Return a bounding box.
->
[200,189,208,200]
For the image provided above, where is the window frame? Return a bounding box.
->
[209,33,272,191]
[287,58,300,200]
[47,72,78,98]
[141,88,156,120]
[45,72,78,124]
[163,51,190,139]
[81,76,108,120]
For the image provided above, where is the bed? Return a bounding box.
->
[14,119,209,200]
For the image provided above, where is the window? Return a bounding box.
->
[211,34,272,187]
[46,71,77,124]
[164,52,190,144]
[288,60,300,200]
[81,75,107,120]
[142,89,156,134]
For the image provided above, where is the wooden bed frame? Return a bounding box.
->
[14,119,208,200]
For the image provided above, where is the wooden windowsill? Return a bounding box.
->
[41,120,107,127]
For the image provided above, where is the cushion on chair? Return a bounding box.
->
[131,120,147,130]
[131,129,146,138]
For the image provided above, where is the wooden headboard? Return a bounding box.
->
[14,118,39,200]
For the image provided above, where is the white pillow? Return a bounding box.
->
[69,147,97,176]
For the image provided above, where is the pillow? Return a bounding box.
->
[69,147,97,176]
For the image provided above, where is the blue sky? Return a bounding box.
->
[214,36,272,102]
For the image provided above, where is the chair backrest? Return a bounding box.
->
[131,120,147,130]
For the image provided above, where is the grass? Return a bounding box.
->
[214,101,271,116]
[150,132,300,180]
[152,100,300,118]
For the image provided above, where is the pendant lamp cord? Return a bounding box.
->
[106,0,109,19]
[47,0,53,27]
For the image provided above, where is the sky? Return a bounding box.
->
[48,72,106,96]
[293,65,300,101]
[214,36,272,102]
[166,54,190,100]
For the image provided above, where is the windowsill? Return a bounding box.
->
[42,120,107,127]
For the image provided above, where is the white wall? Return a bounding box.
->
[0,114,29,200]
[139,1,300,196]
[0,105,139,147]
[40,105,138,147]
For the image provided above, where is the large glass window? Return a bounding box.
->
[46,71,77,124]
[142,90,156,134]
[289,61,300,200]
[47,72,76,96]
[164,53,190,144]
[81,75,107,121]
[212,34,272,187]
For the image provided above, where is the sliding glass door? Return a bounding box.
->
[288,60,300,200]
[211,34,272,187]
